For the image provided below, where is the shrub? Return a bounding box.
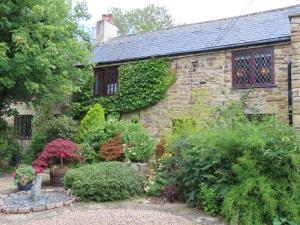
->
[146,153,175,196]
[82,118,155,162]
[0,120,21,167]
[76,104,105,142]
[79,143,99,164]
[173,103,300,225]
[199,184,219,216]
[28,113,78,161]
[100,134,124,160]
[121,122,155,162]
[33,139,82,173]
[155,139,165,162]
[64,162,144,202]
[164,185,180,202]
[82,117,120,151]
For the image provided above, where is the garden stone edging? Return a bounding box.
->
[0,188,78,214]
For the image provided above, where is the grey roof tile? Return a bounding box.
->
[90,4,300,64]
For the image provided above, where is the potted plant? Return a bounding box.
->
[14,164,36,191]
[33,138,82,187]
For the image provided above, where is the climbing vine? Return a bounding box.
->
[70,58,176,120]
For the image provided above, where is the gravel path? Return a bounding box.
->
[23,208,193,225]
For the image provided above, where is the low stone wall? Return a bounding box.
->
[0,189,78,214]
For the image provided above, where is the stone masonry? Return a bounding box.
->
[290,13,300,130]
[123,43,291,136]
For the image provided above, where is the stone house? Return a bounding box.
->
[90,5,300,136]
[7,5,300,140]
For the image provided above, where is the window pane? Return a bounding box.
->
[14,115,33,139]
[255,50,273,85]
[233,54,251,86]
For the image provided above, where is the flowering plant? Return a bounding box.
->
[33,139,82,173]
[14,164,36,186]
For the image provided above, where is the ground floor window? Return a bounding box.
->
[14,115,33,139]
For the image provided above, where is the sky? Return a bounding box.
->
[82,0,300,27]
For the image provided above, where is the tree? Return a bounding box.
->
[0,0,92,117]
[110,4,174,36]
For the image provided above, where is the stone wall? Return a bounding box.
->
[123,43,291,137]
[290,13,300,131]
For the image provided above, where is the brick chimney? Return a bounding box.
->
[96,14,118,44]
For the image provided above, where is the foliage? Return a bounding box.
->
[146,153,175,196]
[100,134,124,161]
[27,111,78,161]
[164,185,180,202]
[76,103,105,142]
[79,143,99,164]
[155,139,165,161]
[115,58,175,113]
[0,0,92,117]
[273,217,297,225]
[121,122,155,162]
[0,119,21,167]
[33,139,82,173]
[64,162,144,202]
[14,164,35,186]
[110,4,174,36]
[168,103,300,225]
[199,184,219,216]
[80,117,155,162]
[68,73,95,121]
[71,58,175,119]
[81,117,121,150]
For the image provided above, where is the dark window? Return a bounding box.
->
[232,48,274,88]
[94,66,118,97]
[14,115,33,139]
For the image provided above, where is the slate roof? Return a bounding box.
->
[90,4,300,65]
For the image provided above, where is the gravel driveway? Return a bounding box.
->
[23,208,193,225]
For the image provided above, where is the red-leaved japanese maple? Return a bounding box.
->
[33,139,82,173]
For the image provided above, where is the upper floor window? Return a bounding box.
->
[94,66,118,97]
[14,115,33,140]
[232,48,274,88]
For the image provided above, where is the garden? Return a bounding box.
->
[1,99,300,225]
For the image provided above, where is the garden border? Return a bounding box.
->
[0,188,79,214]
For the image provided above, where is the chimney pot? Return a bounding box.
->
[96,13,118,44]
[101,14,113,24]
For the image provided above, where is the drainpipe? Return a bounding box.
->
[288,61,293,126]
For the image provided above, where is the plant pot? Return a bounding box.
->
[17,181,33,192]
[50,167,67,187]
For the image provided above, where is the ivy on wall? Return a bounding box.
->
[69,58,175,120]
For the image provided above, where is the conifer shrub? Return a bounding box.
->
[76,104,105,142]
[64,162,144,202]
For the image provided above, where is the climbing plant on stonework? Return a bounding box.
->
[70,58,176,120]
[100,58,176,115]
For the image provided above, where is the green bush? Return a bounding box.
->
[64,162,144,201]
[76,104,105,142]
[121,122,155,162]
[0,120,21,167]
[79,143,99,164]
[82,117,121,151]
[168,103,300,225]
[27,114,78,161]
[81,118,155,162]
